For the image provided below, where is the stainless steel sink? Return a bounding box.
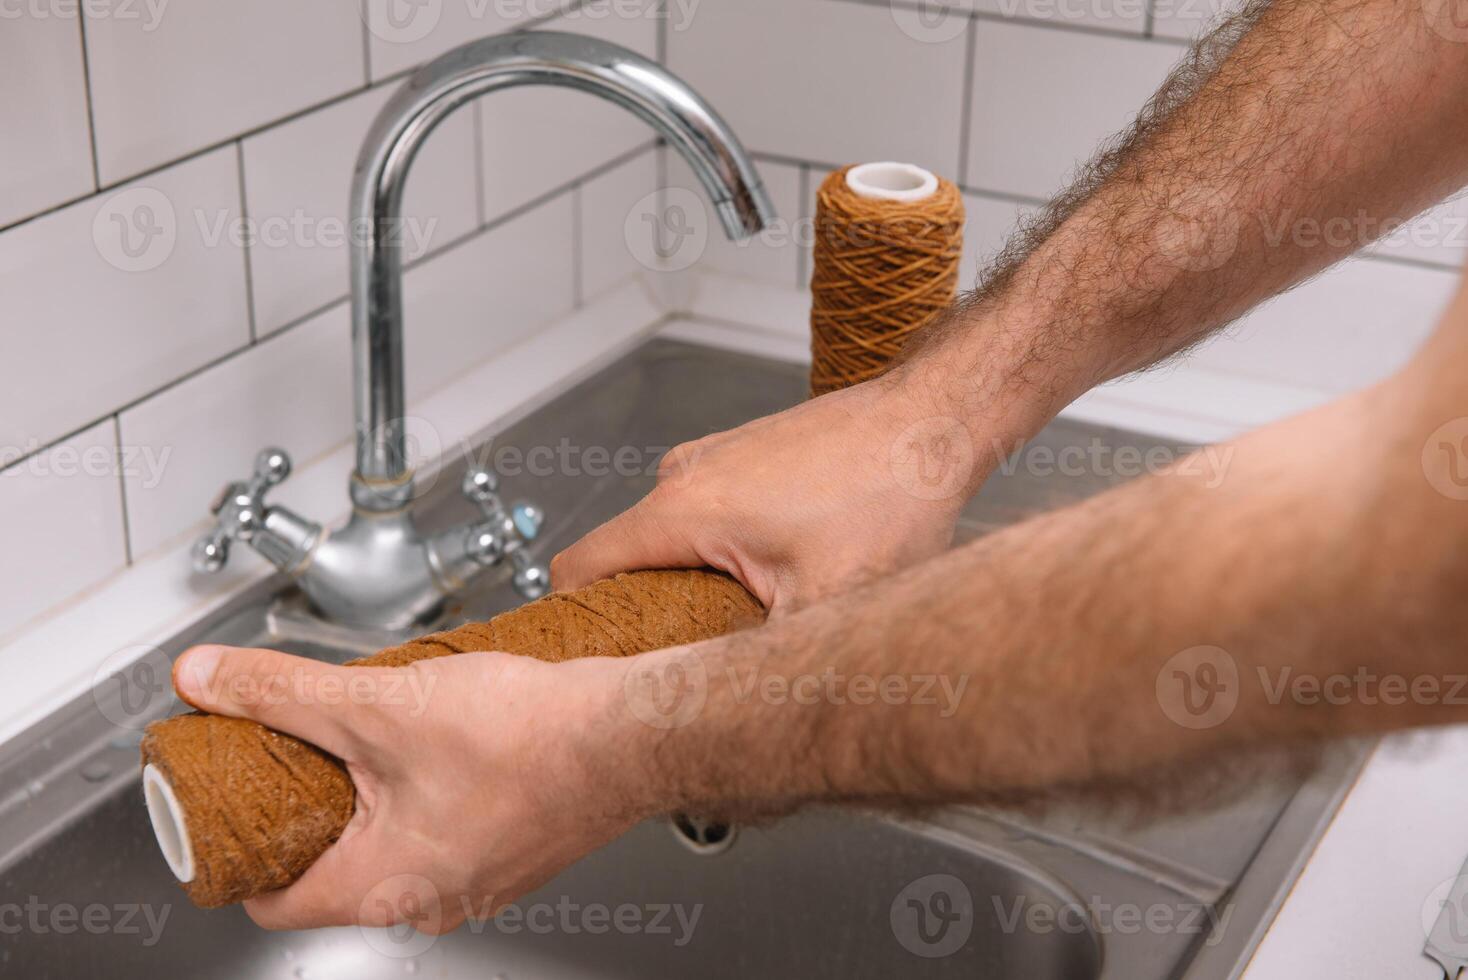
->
[0,338,1366,979]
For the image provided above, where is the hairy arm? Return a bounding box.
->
[553,0,1468,610]
[897,0,1468,423]
[615,279,1468,816]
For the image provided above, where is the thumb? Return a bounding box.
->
[173,645,364,760]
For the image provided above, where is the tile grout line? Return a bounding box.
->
[112,416,134,567]
[472,101,489,228]
[955,15,979,188]
[360,0,374,85]
[656,0,668,64]
[235,142,260,344]
[572,182,585,309]
[795,165,811,290]
[75,10,102,191]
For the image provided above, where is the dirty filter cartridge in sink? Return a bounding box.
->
[140,569,763,908]
[809,162,965,397]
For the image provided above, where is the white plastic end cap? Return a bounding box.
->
[845,162,939,203]
[143,763,195,883]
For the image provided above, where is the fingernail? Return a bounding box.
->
[177,646,222,704]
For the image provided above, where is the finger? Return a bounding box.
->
[173,645,363,759]
[550,495,701,591]
[243,819,402,930]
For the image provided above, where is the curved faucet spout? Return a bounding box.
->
[349,31,776,512]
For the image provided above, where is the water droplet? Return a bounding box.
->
[293,967,309,979]
[25,779,44,798]
[281,949,294,961]
[405,961,419,975]
[81,761,112,783]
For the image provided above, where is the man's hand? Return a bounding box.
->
[551,376,1001,612]
[172,644,644,934]
[554,0,1468,610]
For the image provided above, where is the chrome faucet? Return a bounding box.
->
[191,32,776,629]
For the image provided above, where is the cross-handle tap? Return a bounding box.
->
[460,468,549,599]
[192,448,320,576]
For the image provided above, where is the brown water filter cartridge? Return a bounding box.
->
[809,162,965,398]
[141,569,763,909]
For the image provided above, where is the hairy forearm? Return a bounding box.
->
[604,299,1468,815]
[893,0,1468,475]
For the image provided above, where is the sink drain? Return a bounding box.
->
[669,812,737,855]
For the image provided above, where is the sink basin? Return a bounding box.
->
[0,338,1365,979]
[0,796,1099,979]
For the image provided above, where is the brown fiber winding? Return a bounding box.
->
[141,569,763,908]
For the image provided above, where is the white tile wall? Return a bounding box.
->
[579,150,661,300]
[119,303,354,556]
[85,0,365,183]
[242,84,481,337]
[0,16,94,227]
[1188,257,1458,395]
[959,192,1033,289]
[403,194,577,402]
[668,0,970,176]
[0,147,249,453]
[478,1,659,221]
[666,157,805,289]
[967,20,1181,199]
[0,421,127,640]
